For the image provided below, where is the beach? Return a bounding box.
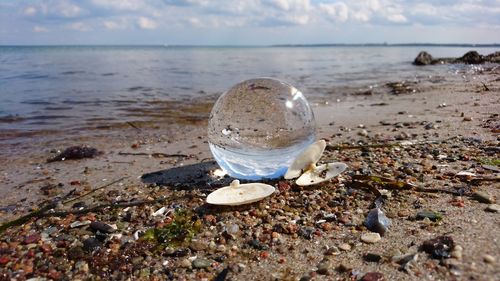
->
[0,49,499,280]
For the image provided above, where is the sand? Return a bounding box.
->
[0,66,499,280]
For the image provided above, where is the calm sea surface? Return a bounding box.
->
[0,46,498,138]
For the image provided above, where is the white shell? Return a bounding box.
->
[284,140,327,179]
[295,162,347,186]
[206,180,275,206]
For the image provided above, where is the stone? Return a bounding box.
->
[450,245,463,260]
[67,246,85,260]
[324,246,340,256]
[83,237,101,252]
[90,221,116,233]
[361,233,381,244]
[189,239,208,251]
[413,51,433,65]
[316,261,330,275]
[364,208,391,235]
[358,129,368,137]
[192,258,212,269]
[74,261,89,273]
[483,254,495,264]
[364,253,383,263]
[179,258,192,268]
[459,51,484,64]
[421,236,454,259]
[472,191,494,204]
[338,243,352,251]
[70,220,91,228]
[416,210,442,222]
[486,204,500,213]
[24,233,41,244]
[361,272,384,281]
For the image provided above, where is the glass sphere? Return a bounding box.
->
[208,78,316,180]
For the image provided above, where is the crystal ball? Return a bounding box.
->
[208,78,316,180]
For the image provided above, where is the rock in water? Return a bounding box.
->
[459,51,484,64]
[364,208,391,235]
[413,51,433,65]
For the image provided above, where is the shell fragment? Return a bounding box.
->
[206,180,275,206]
[284,140,326,179]
[295,162,348,186]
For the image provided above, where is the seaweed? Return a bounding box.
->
[142,209,202,247]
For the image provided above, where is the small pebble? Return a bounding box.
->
[361,272,384,281]
[472,192,494,204]
[192,258,212,269]
[358,129,368,137]
[90,221,116,233]
[483,255,496,264]
[486,204,500,213]
[179,258,192,268]
[338,243,352,251]
[451,245,463,260]
[361,233,381,244]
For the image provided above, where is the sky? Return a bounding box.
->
[0,0,499,45]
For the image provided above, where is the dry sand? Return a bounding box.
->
[0,67,499,280]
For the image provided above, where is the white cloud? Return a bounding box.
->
[66,22,90,31]
[319,2,349,23]
[102,19,127,30]
[264,0,311,11]
[137,17,156,29]
[23,6,37,16]
[387,14,407,23]
[91,0,145,11]
[33,25,48,32]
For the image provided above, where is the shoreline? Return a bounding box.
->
[0,68,499,280]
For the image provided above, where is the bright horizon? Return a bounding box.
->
[1,0,499,45]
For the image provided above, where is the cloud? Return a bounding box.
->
[319,2,349,23]
[33,25,48,32]
[102,19,128,30]
[66,22,91,31]
[2,0,499,44]
[23,6,37,16]
[137,16,156,29]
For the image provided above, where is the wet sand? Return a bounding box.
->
[0,67,499,280]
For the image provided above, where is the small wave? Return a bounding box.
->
[21,100,55,105]
[0,115,26,123]
[101,73,116,76]
[25,115,73,120]
[127,86,153,92]
[60,70,86,75]
[44,106,74,111]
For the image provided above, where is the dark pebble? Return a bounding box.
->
[363,253,383,263]
[72,202,88,209]
[83,237,101,252]
[361,272,385,281]
[248,239,268,250]
[90,221,115,233]
[299,227,315,240]
[416,210,443,222]
[421,235,454,259]
[68,246,85,260]
[24,233,41,244]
